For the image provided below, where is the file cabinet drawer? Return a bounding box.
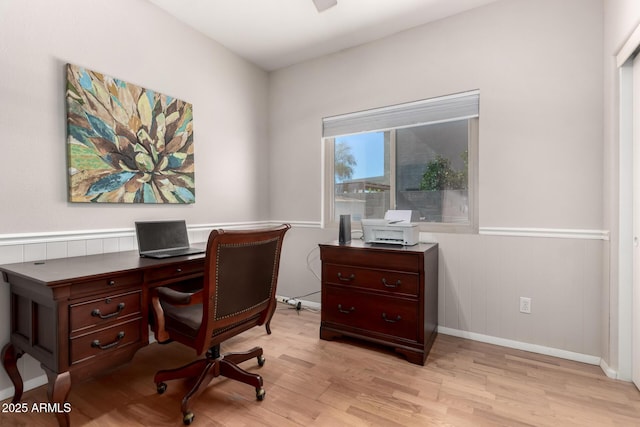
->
[320,245,422,272]
[323,286,418,341]
[323,263,419,297]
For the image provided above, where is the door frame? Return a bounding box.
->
[617,24,640,387]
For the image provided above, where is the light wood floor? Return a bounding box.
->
[3,304,640,426]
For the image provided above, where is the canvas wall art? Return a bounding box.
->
[66,64,195,203]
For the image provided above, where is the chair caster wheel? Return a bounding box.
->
[257,355,266,367]
[183,411,195,425]
[157,382,167,394]
[256,387,266,401]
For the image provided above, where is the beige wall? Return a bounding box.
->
[270,0,604,228]
[0,0,270,234]
[271,0,609,366]
[0,0,269,397]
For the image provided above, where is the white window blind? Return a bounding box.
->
[322,90,479,138]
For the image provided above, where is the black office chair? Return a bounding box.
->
[150,224,290,425]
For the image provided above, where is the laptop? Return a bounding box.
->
[135,220,205,259]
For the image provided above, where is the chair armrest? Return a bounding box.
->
[150,287,203,343]
[156,287,203,305]
[151,286,202,343]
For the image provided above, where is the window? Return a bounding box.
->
[323,90,478,233]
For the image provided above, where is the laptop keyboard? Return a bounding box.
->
[148,248,202,258]
[158,248,192,257]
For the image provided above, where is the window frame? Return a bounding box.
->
[322,111,478,234]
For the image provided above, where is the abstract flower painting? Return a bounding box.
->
[66,64,195,203]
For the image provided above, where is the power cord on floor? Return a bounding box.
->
[276,291,321,315]
[277,245,323,315]
[277,299,303,314]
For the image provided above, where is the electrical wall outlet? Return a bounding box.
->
[519,297,531,314]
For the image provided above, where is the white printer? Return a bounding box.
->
[361,210,419,246]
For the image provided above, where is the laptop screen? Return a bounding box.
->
[136,220,190,253]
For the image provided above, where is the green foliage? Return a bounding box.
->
[419,151,468,191]
[335,142,357,181]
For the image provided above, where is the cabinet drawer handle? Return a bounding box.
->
[337,273,355,282]
[337,304,355,314]
[91,303,125,320]
[91,331,125,350]
[382,313,402,323]
[108,280,116,286]
[381,278,401,288]
[176,268,182,273]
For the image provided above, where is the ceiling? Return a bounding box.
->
[148,0,499,71]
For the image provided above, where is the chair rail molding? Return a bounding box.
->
[479,227,609,240]
[0,221,320,247]
[0,223,608,247]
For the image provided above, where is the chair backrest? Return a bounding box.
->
[196,224,290,354]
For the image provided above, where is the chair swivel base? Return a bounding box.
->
[155,345,266,425]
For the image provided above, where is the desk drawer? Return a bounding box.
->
[69,291,141,335]
[323,286,418,341]
[323,263,419,297]
[70,318,142,365]
[145,261,204,284]
[70,272,143,297]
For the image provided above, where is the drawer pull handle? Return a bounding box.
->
[337,273,355,282]
[337,304,355,314]
[381,278,401,288]
[108,280,116,286]
[91,303,125,319]
[91,331,125,350]
[382,313,402,323]
[176,268,182,273]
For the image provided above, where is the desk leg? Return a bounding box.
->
[43,366,71,427]
[1,343,24,403]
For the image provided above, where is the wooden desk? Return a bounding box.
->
[0,249,206,426]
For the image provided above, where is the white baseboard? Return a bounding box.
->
[438,326,604,368]
[599,358,618,379]
[274,300,612,376]
[0,374,47,402]
[0,324,620,400]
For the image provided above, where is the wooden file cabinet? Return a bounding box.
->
[319,241,438,365]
